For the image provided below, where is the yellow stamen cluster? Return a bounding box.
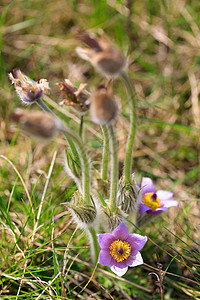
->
[109,240,131,262]
[142,192,161,210]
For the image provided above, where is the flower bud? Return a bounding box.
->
[10,108,63,139]
[59,79,90,115]
[89,87,118,125]
[102,205,125,233]
[92,169,110,200]
[117,174,142,214]
[75,30,126,77]
[9,69,49,104]
[64,191,97,228]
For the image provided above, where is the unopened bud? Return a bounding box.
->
[92,170,110,200]
[75,30,126,77]
[64,191,97,228]
[117,174,142,214]
[89,87,118,125]
[10,108,63,139]
[102,206,125,232]
[9,69,49,104]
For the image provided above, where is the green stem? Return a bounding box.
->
[101,125,109,180]
[120,71,137,184]
[88,227,100,263]
[79,116,84,137]
[64,129,91,205]
[107,124,118,213]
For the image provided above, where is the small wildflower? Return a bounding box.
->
[89,86,118,125]
[75,30,126,77]
[139,177,179,215]
[59,79,90,115]
[117,174,142,214]
[9,69,49,104]
[10,108,63,139]
[98,222,147,276]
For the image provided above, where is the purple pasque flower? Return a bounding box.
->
[139,177,179,216]
[9,69,49,104]
[98,222,147,277]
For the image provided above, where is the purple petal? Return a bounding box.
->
[139,203,150,215]
[141,177,155,195]
[161,199,179,208]
[110,265,128,277]
[98,233,114,250]
[98,250,112,266]
[128,252,143,267]
[147,206,168,214]
[112,223,129,240]
[127,234,147,251]
[157,190,173,200]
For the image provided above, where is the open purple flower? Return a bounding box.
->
[139,177,179,216]
[9,69,49,104]
[98,223,147,277]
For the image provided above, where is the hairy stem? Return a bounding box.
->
[120,71,137,184]
[88,227,100,263]
[101,124,109,180]
[64,128,91,205]
[107,124,118,213]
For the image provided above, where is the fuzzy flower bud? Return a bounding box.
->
[89,87,118,125]
[64,191,97,228]
[92,169,110,200]
[102,205,125,233]
[58,79,90,115]
[9,69,50,104]
[117,174,142,214]
[75,30,126,77]
[10,108,63,139]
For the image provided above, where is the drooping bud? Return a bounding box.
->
[10,108,63,139]
[89,87,118,125]
[9,69,50,104]
[58,79,90,115]
[75,30,126,77]
[64,190,97,228]
[117,174,142,214]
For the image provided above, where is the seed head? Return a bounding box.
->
[59,79,90,115]
[9,69,49,104]
[10,108,63,139]
[75,30,126,77]
[89,87,118,125]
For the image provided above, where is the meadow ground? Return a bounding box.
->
[0,0,200,299]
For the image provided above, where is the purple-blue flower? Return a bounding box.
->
[98,223,147,277]
[139,177,179,216]
[9,69,49,104]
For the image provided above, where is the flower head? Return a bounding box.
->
[75,30,126,77]
[9,69,49,104]
[89,86,118,125]
[98,222,147,276]
[139,177,179,215]
[58,79,90,115]
[10,108,63,139]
